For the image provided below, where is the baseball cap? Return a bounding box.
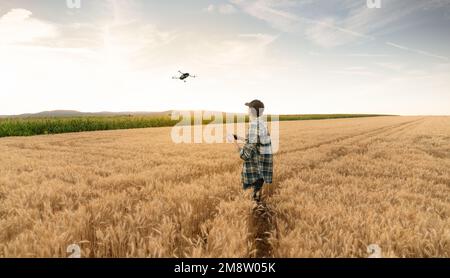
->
[245,100,265,110]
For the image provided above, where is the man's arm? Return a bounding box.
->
[233,140,242,153]
[238,122,260,160]
[232,136,256,161]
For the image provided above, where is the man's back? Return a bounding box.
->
[240,117,273,186]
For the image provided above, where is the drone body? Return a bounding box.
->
[172,71,196,82]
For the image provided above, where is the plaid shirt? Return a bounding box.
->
[239,118,273,188]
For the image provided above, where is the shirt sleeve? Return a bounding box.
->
[239,121,260,161]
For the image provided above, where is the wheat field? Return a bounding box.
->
[0,116,449,258]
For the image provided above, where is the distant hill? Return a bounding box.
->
[0,110,174,118]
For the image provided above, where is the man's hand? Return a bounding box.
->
[233,134,245,141]
[226,134,235,143]
[227,134,244,142]
[227,133,242,153]
[233,140,242,153]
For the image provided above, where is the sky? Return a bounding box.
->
[0,0,449,115]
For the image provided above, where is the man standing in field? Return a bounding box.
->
[232,100,273,202]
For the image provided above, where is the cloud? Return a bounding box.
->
[385,42,449,61]
[230,0,449,43]
[208,33,277,66]
[231,0,450,61]
[0,9,57,44]
[304,17,372,48]
[174,32,280,78]
[0,6,179,81]
[230,0,372,43]
[205,4,237,14]
[230,0,298,31]
[238,33,277,45]
[206,4,215,13]
[375,62,405,72]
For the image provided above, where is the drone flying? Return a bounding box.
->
[172,71,197,82]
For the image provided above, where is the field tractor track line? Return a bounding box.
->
[303,119,424,168]
[286,118,423,155]
[249,200,276,258]
[276,118,424,156]
[259,118,425,257]
[272,118,425,186]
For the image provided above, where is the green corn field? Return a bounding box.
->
[0,114,384,138]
